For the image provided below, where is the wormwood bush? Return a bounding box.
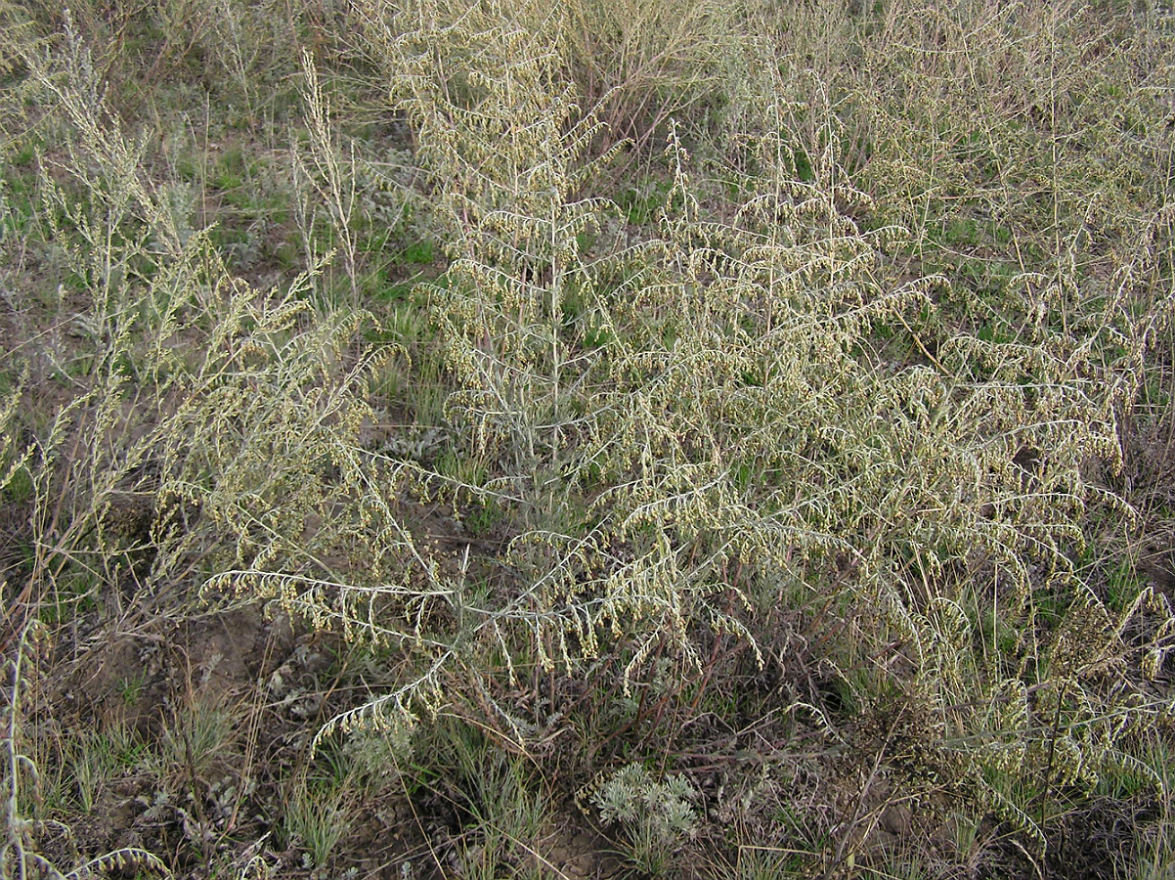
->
[4,19,323,569]
[601,61,1175,844]
[0,41,446,865]
[350,3,794,711]
[0,10,444,696]
[350,0,1175,857]
[286,3,647,743]
[267,0,1175,808]
[184,0,721,755]
[0,31,487,879]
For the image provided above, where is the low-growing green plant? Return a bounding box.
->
[155,700,235,789]
[400,717,554,879]
[281,782,350,869]
[591,762,698,875]
[69,719,146,814]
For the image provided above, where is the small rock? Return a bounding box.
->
[880,803,913,837]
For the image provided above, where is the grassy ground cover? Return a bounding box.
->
[2,1,1174,877]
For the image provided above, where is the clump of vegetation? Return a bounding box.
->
[1,0,1173,878]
